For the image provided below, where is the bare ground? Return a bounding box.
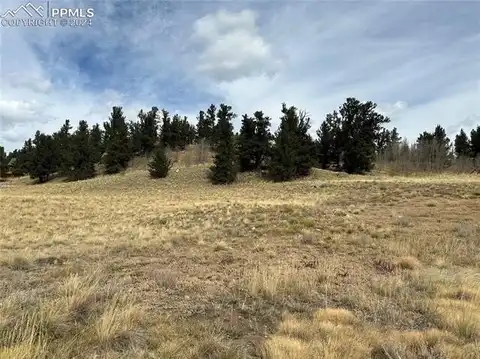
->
[1,166,479,359]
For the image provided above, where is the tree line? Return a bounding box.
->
[1,97,479,184]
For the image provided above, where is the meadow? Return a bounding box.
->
[1,161,480,359]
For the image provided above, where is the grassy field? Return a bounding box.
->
[1,165,480,359]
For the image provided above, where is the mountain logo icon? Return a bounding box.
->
[0,3,44,18]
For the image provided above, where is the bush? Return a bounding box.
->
[148,147,173,178]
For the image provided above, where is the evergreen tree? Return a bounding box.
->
[416,125,452,169]
[209,104,237,184]
[53,119,73,177]
[160,109,172,149]
[383,127,402,162]
[253,111,273,170]
[128,117,143,155]
[69,120,96,181]
[316,111,344,169]
[318,99,389,173]
[339,98,390,174]
[316,120,334,169]
[140,106,159,154]
[376,128,392,153]
[103,106,132,174]
[238,114,257,172]
[103,121,113,152]
[196,110,208,142]
[148,146,173,178]
[15,139,34,176]
[471,126,480,159]
[391,128,401,144]
[237,111,273,172]
[90,124,104,163]
[267,104,315,181]
[30,131,57,183]
[205,104,217,146]
[169,114,183,150]
[4,149,19,177]
[454,129,471,158]
[173,115,196,150]
[183,116,197,148]
[0,146,7,179]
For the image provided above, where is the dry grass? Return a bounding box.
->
[1,164,479,358]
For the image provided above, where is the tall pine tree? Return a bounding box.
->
[238,114,257,172]
[339,98,390,174]
[196,110,209,142]
[237,111,273,172]
[160,109,172,148]
[316,120,334,169]
[205,104,217,147]
[90,124,104,163]
[0,146,7,179]
[69,120,96,181]
[30,131,57,183]
[471,126,480,159]
[103,106,132,174]
[140,106,159,154]
[267,104,315,181]
[209,104,237,184]
[253,111,272,170]
[129,116,143,155]
[53,119,73,177]
[454,129,471,158]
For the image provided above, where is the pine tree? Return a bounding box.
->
[103,106,132,174]
[267,104,315,181]
[209,104,237,184]
[391,128,401,143]
[53,119,73,177]
[294,109,316,177]
[169,114,183,150]
[30,131,57,183]
[454,129,471,158]
[183,116,197,147]
[339,98,390,174]
[196,110,208,142]
[160,109,172,149]
[376,128,392,154]
[471,126,480,159]
[90,124,104,163]
[15,139,33,176]
[237,111,272,172]
[148,146,173,178]
[253,111,273,169]
[416,125,452,170]
[316,120,334,169]
[140,107,159,154]
[0,146,7,179]
[129,115,143,155]
[69,120,96,181]
[316,111,343,169]
[238,114,257,172]
[205,104,217,147]
[175,116,196,150]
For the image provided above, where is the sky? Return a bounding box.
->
[0,0,479,152]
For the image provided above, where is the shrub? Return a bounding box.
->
[148,146,173,178]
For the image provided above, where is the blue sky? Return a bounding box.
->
[1,0,479,152]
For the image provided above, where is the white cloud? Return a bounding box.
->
[1,0,479,152]
[192,9,281,82]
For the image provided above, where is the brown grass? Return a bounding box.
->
[1,164,479,358]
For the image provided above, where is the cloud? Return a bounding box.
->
[1,0,479,152]
[192,9,281,82]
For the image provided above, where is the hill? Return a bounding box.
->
[1,166,480,358]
